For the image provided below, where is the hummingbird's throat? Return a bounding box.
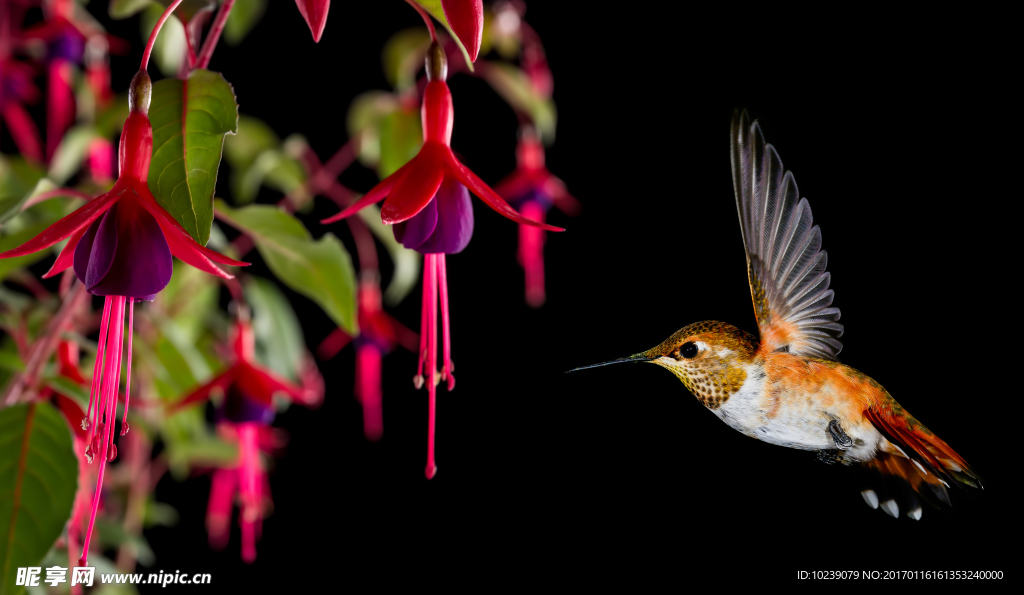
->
[654,357,748,410]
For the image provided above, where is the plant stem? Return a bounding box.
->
[404,0,437,42]
[141,0,185,72]
[195,0,234,70]
[1,280,87,407]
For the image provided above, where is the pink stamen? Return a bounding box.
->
[424,254,438,479]
[79,295,126,566]
[83,297,113,432]
[415,259,429,387]
[355,345,383,441]
[206,468,236,550]
[437,254,455,390]
[120,300,134,435]
[519,201,547,308]
[238,423,260,563]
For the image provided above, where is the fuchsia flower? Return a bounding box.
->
[495,131,580,307]
[0,69,248,566]
[318,276,418,441]
[322,43,562,478]
[172,320,318,562]
[0,54,43,162]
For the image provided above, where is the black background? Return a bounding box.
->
[42,1,1020,589]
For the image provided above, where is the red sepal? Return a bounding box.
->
[294,0,331,43]
[0,183,123,259]
[444,150,564,231]
[440,0,484,62]
[170,367,237,413]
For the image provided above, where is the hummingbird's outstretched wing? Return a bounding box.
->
[730,110,843,360]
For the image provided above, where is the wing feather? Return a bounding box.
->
[730,110,844,359]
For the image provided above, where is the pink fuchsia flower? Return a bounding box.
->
[294,0,331,43]
[318,275,418,441]
[322,43,562,478]
[172,320,316,562]
[0,70,247,567]
[494,131,580,307]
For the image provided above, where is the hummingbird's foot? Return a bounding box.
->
[816,449,839,465]
[828,419,853,450]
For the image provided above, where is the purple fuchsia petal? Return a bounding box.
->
[74,205,117,292]
[216,385,276,425]
[393,194,438,251]
[77,200,173,300]
[414,177,474,254]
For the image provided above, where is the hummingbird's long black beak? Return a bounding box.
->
[566,353,655,373]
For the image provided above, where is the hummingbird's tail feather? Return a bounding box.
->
[864,406,983,491]
[857,453,949,519]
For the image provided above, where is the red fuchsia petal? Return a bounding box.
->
[543,176,583,216]
[133,184,247,267]
[206,468,237,551]
[316,327,351,360]
[294,0,331,43]
[47,60,76,162]
[492,169,538,203]
[42,226,88,279]
[0,184,122,259]
[393,192,439,251]
[441,0,484,62]
[413,177,474,254]
[320,174,399,225]
[380,147,446,225]
[443,150,565,232]
[1,102,44,163]
[54,394,89,441]
[57,340,88,385]
[170,367,238,413]
[236,361,308,406]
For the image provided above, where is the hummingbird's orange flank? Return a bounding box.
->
[572,110,982,520]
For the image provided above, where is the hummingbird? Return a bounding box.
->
[572,110,982,520]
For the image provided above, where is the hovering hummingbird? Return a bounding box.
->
[572,110,982,520]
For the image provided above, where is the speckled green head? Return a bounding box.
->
[571,321,759,409]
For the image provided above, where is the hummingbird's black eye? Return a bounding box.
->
[680,342,699,359]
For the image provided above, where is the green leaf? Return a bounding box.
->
[383,28,432,90]
[356,206,421,306]
[0,402,78,595]
[378,108,423,179]
[224,0,268,45]
[0,156,44,224]
[346,91,399,169]
[47,126,97,186]
[224,116,280,170]
[157,0,215,23]
[149,69,239,246]
[479,61,557,142]
[110,0,154,19]
[413,1,475,72]
[215,201,357,333]
[0,209,65,282]
[246,276,305,381]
